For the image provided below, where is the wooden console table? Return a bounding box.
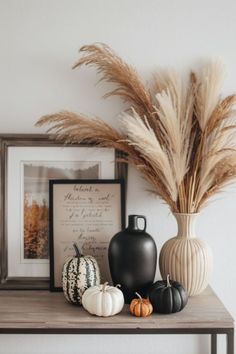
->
[0,287,234,354]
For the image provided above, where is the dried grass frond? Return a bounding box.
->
[37,111,119,143]
[37,111,127,152]
[72,43,156,129]
[195,61,225,131]
[36,111,147,160]
[154,72,194,186]
[198,155,236,208]
[36,45,236,214]
[206,95,236,134]
[194,122,236,207]
[121,109,177,202]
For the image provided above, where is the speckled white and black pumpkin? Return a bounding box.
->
[62,243,100,305]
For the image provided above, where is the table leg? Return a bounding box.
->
[211,333,217,354]
[227,329,234,354]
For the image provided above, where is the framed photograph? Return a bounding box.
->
[0,134,127,289]
[49,179,125,291]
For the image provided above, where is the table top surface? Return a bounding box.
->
[0,287,234,333]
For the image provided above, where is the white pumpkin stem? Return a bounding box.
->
[135,292,143,302]
[166,274,171,287]
[102,282,109,292]
[116,284,121,288]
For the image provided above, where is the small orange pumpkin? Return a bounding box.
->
[130,292,153,317]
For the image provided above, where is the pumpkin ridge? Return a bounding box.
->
[71,259,77,304]
[172,287,180,312]
[130,299,136,314]
[88,257,96,286]
[110,291,117,315]
[92,291,101,315]
[62,262,69,302]
[89,256,97,285]
[66,258,74,303]
[137,302,141,317]
[75,257,80,304]
[158,287,166,312]
[84,257,91,288]
[166,287,173,314]
[140,302,143,317]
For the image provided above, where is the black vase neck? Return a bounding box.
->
[127,215,146,232]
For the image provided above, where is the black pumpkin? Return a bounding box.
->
[148,275,188,314]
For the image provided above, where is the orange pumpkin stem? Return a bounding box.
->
[135,292,143,302]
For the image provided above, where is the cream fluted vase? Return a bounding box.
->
[159,213,213,296]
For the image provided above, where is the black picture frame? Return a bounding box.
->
[0,134,127,289]
[49,179,126,291]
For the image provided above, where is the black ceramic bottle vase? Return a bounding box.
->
[108,215,157,303]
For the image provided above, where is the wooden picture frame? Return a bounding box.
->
[0,134,127,289]
[49,179,125,291]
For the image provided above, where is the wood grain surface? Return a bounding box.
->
[0,287,233,334]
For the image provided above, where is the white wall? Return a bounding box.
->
[0,1,235,353]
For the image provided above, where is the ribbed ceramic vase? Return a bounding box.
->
[159,213,213,296]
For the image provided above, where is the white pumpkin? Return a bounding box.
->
[82,282,124,317]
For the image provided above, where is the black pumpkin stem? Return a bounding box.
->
[166,274,171,287]
[73,243,81,258]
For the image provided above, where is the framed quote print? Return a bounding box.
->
[49,179,125,291]
[0,134,127,289]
